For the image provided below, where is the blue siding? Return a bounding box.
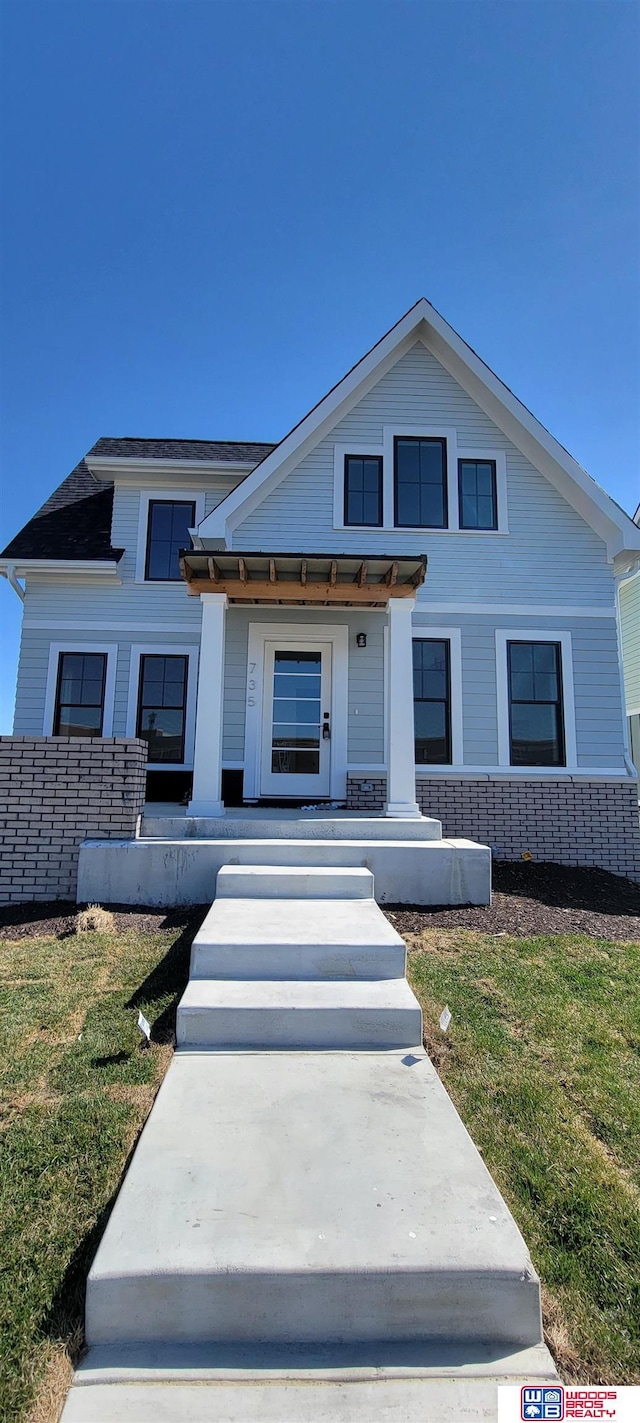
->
[15,612,626,774]
[10,342,628,777]
[413,610,625,771]
[233,343,614,608]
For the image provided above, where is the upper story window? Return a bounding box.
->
[145,500,195,581]
[458,459,497,530]
[344,455,383,527]
[333,435,506,533]
[508,641,565,766]
[54,652,106,736]
[394,437,447,528]
[413,638,451,763]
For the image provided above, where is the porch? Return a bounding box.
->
[178,550,426,819]
[71,549,490,906]
[77,798,491,906]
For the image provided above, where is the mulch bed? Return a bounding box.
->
[0,863,638,942]
[0,902,208,943]
[383,861,640,940]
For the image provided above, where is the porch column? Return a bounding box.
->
[187,592,228,817]
[386,597,421,818]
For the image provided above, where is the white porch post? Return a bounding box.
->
[188,592,228,817]
[386,597,421,818]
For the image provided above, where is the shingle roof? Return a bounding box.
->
[88,437,276,463]
[1,461,122,561]
[1,439,276,562]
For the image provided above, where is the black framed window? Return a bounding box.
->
[413,639,451,764]
[394,437,447,528]
[458,459,497,530]
[508,641,565,766]
[137,655,188,763]
[145,500,195,581]
[344,455,383,526]
[54,652,107,736]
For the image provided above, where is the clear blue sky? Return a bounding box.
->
[1,0,638,731]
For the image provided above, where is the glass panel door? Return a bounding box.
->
[260,641,332,796]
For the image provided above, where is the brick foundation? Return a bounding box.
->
[346,773,640,882]
[345,776,387,812]
[0,737,148,902]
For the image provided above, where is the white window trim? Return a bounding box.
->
[332,431,510,535]
[244,622,349,801]
[43,643,117,736]
[495,629,577,771]
[126,643,199,769]
[384,425,459,531]
[333,444,384,531]
[135,490,206,584]
[456,448,508,533]
[412,627,463,768]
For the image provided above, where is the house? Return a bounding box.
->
[619,503,640,778]
[2,297,640,893]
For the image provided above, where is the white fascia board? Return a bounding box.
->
[197,296,640,559]
[0,558,122,581]
[109,470,249,492]
[86,457,257,482]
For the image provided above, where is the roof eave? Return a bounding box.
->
[0,557,123,581]
[86,456,259,480]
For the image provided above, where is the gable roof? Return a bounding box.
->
[0,439,275,563]
[197,298,640,563]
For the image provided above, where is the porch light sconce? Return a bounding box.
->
[356,633,367,648]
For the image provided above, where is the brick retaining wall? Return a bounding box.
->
[0,737,148,902]
[346,773,640,881]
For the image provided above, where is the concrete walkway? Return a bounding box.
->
[61,863,556,1421]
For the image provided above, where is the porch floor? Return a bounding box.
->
[145,803,385,822]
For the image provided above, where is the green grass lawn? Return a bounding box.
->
[0,921,193,1423]
[0,919,638,1422]
[406,929,640,1385]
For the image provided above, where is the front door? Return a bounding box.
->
[260,640,332,798]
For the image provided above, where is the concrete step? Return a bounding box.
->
[61,1340,558,1421]
[190,898,407,980]
[216,864,375,899]
[140,812,444,841]
[78,836,492,907]
[85,1051,545,1351]
[176,978,421,1049]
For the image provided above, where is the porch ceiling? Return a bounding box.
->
[179,551,427,605]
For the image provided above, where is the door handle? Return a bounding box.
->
[322,716,331,740]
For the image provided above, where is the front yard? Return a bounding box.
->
[0,866,638,1420]
[403,927,640,1385]
[0,915,197,1423]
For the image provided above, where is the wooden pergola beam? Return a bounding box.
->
[185,578,416,602]
[356,562,368,586]
[207,556,219,582]
[269,558,277,583]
